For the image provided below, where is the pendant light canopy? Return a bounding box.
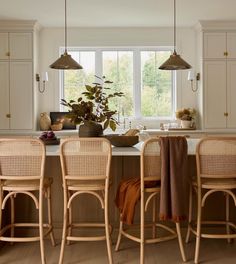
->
[159,0,191,70]
[50,0,83,70]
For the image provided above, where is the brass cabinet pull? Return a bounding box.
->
[6,114,11,118]
[5,52,10,57]
[224,112,228,117]
[224,51,228,57]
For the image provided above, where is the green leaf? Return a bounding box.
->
[103,119,109,130]
[109,120,116,131]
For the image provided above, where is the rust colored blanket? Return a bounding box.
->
[115,178,158,225]
[159,136,188,222]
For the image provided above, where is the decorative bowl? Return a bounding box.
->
[104,134,139,147]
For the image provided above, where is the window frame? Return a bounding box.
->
[60,46,176,120]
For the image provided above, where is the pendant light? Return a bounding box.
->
[159,0,191,70]
[50,0,83,70]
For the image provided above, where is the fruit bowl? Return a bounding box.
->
[39,131,60,145]
[104,134,139,147]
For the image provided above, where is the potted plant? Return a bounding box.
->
[61,76,124,137]
[175,108,196,128]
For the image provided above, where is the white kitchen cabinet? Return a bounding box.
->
[0,62,9,129]
[0,21,38,130]
[204,32,236,59]
[197,22,236,130]
[203,60,227,128]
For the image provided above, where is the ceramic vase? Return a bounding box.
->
[180,120,192,129]
[39,112,51,131]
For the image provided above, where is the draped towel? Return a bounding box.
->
[159,136,188,222]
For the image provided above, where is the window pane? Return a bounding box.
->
[141,51,172,117]
[103,51,134,117]
[63,51,95,103]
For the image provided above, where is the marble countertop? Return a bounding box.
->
[46,138,200,156]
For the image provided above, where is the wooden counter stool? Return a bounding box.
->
[59,137,113,264]
[0,138,55,264]
[185,137,236,263]
[115,137,186,264]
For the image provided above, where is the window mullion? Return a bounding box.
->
[133,49,141,118]
[96,49,102,79]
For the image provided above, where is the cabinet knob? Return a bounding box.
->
[224,112,228,117]
[6,114,11,118]
[5,52,10,57]
[224,52,228,57]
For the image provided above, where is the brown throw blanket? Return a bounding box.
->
[159,136,188,222]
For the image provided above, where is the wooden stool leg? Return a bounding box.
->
[194,190,202,264]
[10,194,15,245]
[39,191,46,264]
[67,191,72,246]
[115,217,123,251]
[225,193,232,243]
[47,187,56,246]
[152,197,156,238]
[0,187,2,232]
[185,185,193,243]
[59,190,68,264]
[176,223,187,262]
[105,194,113,264]
[140,193,144,264]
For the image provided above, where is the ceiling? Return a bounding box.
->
[0,0,236,28]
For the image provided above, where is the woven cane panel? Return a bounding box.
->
[64,155,108,177]
[143,140,161,179]
[0,140,43,177]
[200,155,236,176]
[61,139,110,178]
[199,139,236,156]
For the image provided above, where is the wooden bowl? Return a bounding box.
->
[104,134,139,147]
[51,123,63,131]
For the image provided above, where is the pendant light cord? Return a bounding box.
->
[174,0,176,54]
[65,0,67,53]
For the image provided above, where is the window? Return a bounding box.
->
[61,47,174,119]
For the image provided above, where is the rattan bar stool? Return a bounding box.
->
[0,138,55,264]
[59,137,113,264]
[115,137,186,264]
[185,137,236,263]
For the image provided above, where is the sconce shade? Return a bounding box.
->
[159,50,192,70]
[159,0,191,71]
[188,69,195,81]
[50,0,83,70]
[42,72,49,82]
[50,52,83,70]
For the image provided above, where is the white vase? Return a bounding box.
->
[180,120,192,129]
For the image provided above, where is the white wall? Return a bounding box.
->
[38,26,197,128]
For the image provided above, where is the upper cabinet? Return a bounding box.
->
[196,21,236,130]
[204,32,236,59]
[0,32,32,60]
[0,20,39,131]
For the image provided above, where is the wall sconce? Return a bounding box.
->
[188,70,200,92]
[36,72,48,93]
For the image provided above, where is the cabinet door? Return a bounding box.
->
[227,33,236,59]
[10,62,33,129]
[0,62,10,129]
[0,33,9,60]
[204,61,227,128]
[227,60,236,128]
[204,33,226,59]
[9,33,32,60]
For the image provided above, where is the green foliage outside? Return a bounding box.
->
[63,50,173,118]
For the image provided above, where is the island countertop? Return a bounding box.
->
[46,138,200,156]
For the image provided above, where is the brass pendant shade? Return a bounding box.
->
[159,50,192,70]
[159,0,191,71]
[50,0,83,70]
[50,52,83,69]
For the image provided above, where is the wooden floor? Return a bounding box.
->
[1,234,236,264]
